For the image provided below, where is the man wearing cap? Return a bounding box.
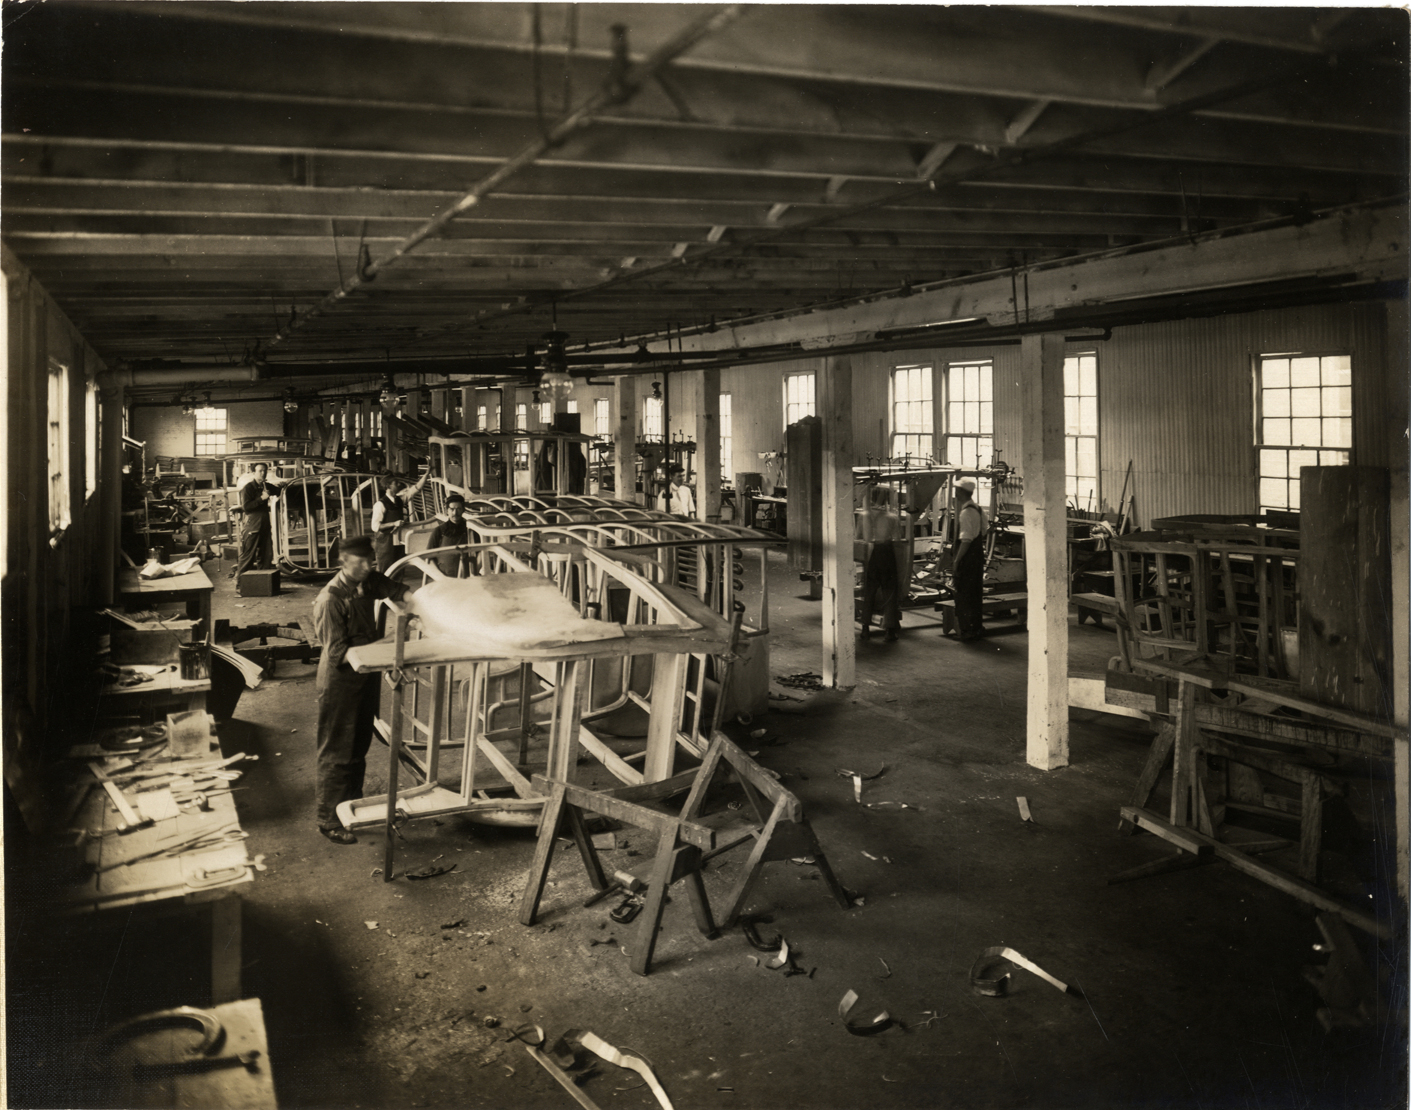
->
[310,534,413,843]
[950,478,988,642]
[370,469,430,573]
[426,493,471,578]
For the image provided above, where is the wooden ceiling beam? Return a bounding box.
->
[4,209,1182,243]
[53,2,1400,112]
[8,81,1401,180]
[8,138,1386,210]
[0,177,1273,226]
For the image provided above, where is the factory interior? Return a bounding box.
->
[2,4,1409,1108]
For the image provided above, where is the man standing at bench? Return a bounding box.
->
[950,477,988,642]
[311,534,412,844]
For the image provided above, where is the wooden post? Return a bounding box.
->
[1388,301,1409,905]
[644,653,688,781]
[459,383,476,431]
[1020,333,1069,770]
[819,356,855,689]
[696,368,721,522]
[614,375,638,505]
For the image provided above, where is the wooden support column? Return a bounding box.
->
[819,356,855,690]
[1020,333,1069,770]
[614,376,638,505]
[695,368,721,522]
[1388,299,1410,905]
[459,386,475,432]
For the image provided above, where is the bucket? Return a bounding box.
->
[178,642,209,681]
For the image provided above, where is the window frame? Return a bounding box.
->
[782,371,816,428]
[642,394,664,440]
[941,359,994,477]
[1063,351,1100,511]
[193,405,229,457]
[1253,351,1352,513]
[889,363,934,462]
[85,377,99,501]
[593,396,611,438]
[47,359,71,539]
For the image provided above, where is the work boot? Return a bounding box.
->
[319,825,357,845]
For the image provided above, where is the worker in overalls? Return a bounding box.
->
[950,477,988,642]
[426,492,471,578]
[310,534,412,843]
[369,469,428,573]
[230,462,281,583]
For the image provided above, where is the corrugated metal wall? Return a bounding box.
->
[694,301,1397,526]
[1098,303,1390,525]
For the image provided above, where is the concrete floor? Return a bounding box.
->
[10,551,1406,1109]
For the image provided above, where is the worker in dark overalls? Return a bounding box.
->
[950,477,988,642]
[426,492,471,578]
[231,462,280,582]
[310,534,411,843]
[369,469,428,573]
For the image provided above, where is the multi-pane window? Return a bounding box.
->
[477,405,488,431]
[566,400,579,415]
[85,378,99,500]
[539,401,553,424]
[515,402,528,430]
[783,372,816,427]
[1256,353,1351,512]
[890,364,934,461]
[643,395,664,440]
[1064,352,1099,510]
[47,360,70,536]
[942,360,993,472]
[720,393,734,480]
[194,406,228,456]
[594,397,611,437]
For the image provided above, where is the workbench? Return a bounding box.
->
[1114,657,1400,939]
[65,739,255,1004]
[117,567,215,643]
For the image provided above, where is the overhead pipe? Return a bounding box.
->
[264,4,748,352]
[100,365,261,388]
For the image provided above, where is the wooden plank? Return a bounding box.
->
[1300,775,1325,882]
[1120,805,1212,856]
[643,653,687,782]
[1121,805,1390,939]
[1299,466,1393,717]
[1223,676,1406,740]
[1126,721,1175,819]
[575,724,645,786]
[1021,332,1068,770]
[1193,703,1392,758]
[1169,679,1197,827]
